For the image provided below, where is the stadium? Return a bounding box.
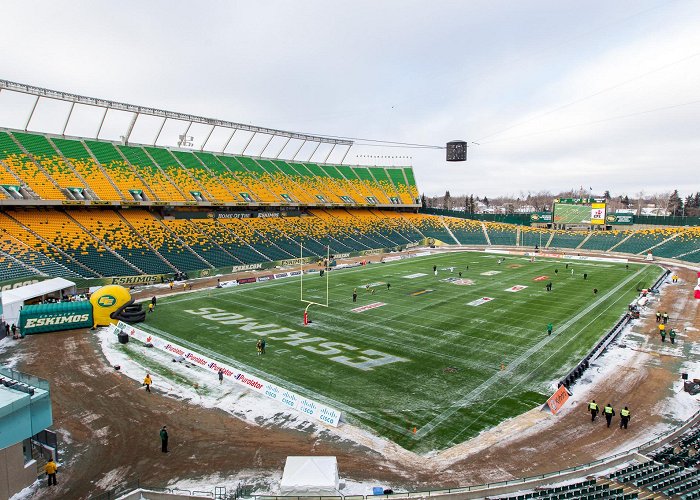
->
[0,3,699,500]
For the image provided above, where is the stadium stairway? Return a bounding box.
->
[118,210,214,272]
[438,217,461,244]
[0,211,100,278]
[120,145,190,202]
[64,211,143,274]
[576,233,593,249]
[10,131,94,201]
[144,147,214,202]
[607,459,700,499]
[482,222,491,245]
[192,218,273,264]
[641,233,681,256]
[51,136,126,201]
[83,140,158,202]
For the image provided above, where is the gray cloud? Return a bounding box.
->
[1,0,698,198]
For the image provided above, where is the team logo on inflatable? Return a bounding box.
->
[97,295,117,307]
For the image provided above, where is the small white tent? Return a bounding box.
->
[279,456,339,496]
[1,278,76,326]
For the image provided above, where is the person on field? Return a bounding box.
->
[659,324,666,342]
[160,426,168,453]
[458,271,462,278]
[386,283,391,290]
[663,312,669,324]
[143,374,152,393]
[352,288,357,303]
[261,337,266,354]
[604,403,615,428]
[433,265,437,276]
[555,269,558,275]
[547,323,553,335]
[151,296,157,309]
[169,281,174,290]
[669,329,677,344]
[148,302,154,314]
[593,288,598,295]
[656,311,661,323]
[218,369,224,384]
[45,456,58,486]
[620,407,631,429]
[588,400,599,421]
[256,339,263,355]
[583,273,588,280]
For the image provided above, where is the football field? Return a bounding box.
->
[141,251,661,452]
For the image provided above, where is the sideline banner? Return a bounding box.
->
[563,255,628,264]
[111,322,341,427]
[546,385,570,414]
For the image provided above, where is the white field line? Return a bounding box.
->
[158,259,656,397]
[150,254,655,439]
[445,276,637,445]
[228,263,646,359]
[137,322,412,434]
[414,266,647,438]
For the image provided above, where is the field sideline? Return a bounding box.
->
[140,251,662,451]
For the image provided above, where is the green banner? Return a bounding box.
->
[530,212,553,222]
[605,214,634,225]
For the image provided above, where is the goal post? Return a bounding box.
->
[299,240,330,309]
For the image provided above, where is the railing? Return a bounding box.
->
[88,412,700,500]
[0,366,50,391]
[89,481,251,500]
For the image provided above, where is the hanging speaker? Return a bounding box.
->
[446,140,467,161]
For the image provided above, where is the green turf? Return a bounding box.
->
[141,252,661,452]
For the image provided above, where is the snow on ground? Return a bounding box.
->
[8,481,40,500]
[164,470,402,497]
[96,466,130,491]
[0,335,30,368]
[94,275,699,491]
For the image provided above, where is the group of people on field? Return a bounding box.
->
[588,400,631,429]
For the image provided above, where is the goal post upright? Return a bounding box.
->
[299,240,330,309]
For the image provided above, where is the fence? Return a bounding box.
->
[420,208,700,227]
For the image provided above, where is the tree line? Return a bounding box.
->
[421,190,700,217]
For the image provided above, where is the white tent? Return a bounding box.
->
[1,278,76,326]
[279,456,339,496]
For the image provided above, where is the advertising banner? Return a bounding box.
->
[20,301,93,335]
[110,274,167,286]
[605,214,634,225]
[590,203,606,225]
[563,255,628,263]
[112,322,342,426]
[529,212,553,223]
[546,384,570,414]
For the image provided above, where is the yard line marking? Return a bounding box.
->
[414,266,647,439]
[445,272,646,445]
[137,323,411,434]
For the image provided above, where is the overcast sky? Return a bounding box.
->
[1,0,699,198]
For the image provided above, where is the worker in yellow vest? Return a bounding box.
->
[604,403,615,428]
[620,407,631,429]
[588,400,599,421]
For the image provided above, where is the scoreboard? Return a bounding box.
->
[552,198,607,226]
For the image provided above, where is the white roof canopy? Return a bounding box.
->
[1,278,76,325]
[279,456,339,496]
